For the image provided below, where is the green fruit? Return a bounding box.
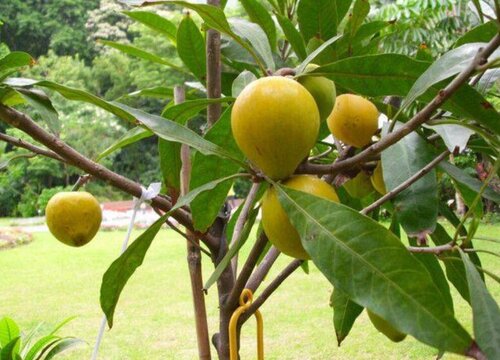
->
[343,171,374,199]
[371,162,387,195]
[367,310,407,343]
[231,77,320,180]
[261,175,339,259]
[298,64,336,122]
[45,191,102,247]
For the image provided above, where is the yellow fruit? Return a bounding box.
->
[261,175,339,259]
[371,162,387,195]
[298,64,336,122]
[231,77,320,180]
[327,94,379,148]
[45,191,102,247]
[367,310,407,342]
[343,171,374,199]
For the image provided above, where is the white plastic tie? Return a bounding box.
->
[91,182,161,360]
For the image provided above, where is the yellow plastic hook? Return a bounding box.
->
[229,288,264,360]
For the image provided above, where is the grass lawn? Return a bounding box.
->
[0,223,499,359]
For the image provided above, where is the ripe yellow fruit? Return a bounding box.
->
[298,64,336,122]
[371,162,387,195]
[231,76,320,180]
[343,171,374,199]
[327,94,379,148]
[261,175,339,259]
[45,191,102,247]
[367,310,407,342]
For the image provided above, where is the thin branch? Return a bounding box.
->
[0,132,65,162]
[361,150,450,215]
[239,259,302,324]
[407,242,454,254]
[224,232,269,311]
[463,248,500,258]
[296,34,500,176]
[229,182,260,274]
[0,104,220,252]
[71,174,92,191]
[245,246,280,292]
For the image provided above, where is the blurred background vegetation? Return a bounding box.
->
[0,0,498,218]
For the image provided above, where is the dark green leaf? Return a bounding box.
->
[312,55,500,135]
[162,97,234,124]
[101,214,168,327]
[0,337,20,360]
[335,21,391,59]
[44,338,83,360]
[99,40,185,72]
[297,0,352,41]
[439,162,500,203]
[459,249,500,360]
[331,288,363,346]
[123,10,177,44]
[277,186,472,354]
[15,88,60,134]
[124,86,174,99]
[345,0,370,39]
[430,224,470,304]
[0,52,33,80]
[111,102,245,166]
[177,14,206,81]
[190,108,244,231]
[240,0,277,51]
[296,35,342,74]
[96,127,153,162]
[231,70,257,97]
[275,14,307,61]
[382,125,438,236]
[0,318,19,348]
[455,21,497,47]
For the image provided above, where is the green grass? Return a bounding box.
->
[0,223,499,359]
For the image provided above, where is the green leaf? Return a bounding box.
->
[44,338,83,360]
[177,14,206,81]
[0,52,33,80]
[204,206,260,291]
[14,88,60,134]
[4,78,136,123]
[402,43,497,109]
[123,10,177,44]
[124,86,174,99]
[345,0,370,39]
[382,125,438,236]
[276,186,472,354]
[430,224,470,304]
[335,21,391,59]
[230,18,275,70]
[231,70,257,97]
[158,136,181,198]
[99,40,186,72]
[96,127,153,162]
[101,214,168,328]
[312,54,500,135]
[110,102,245,166]
[459,249,500,360]
[24,336,59,360]
[424,124,474,153]
[162,97,234,124]
[297,0,352,41]
[439,161,500,203]
[190,108,244,231]
[296,35,342,75]
[275,14,307,61]
[455,21,497,48]
[0,337,20,360]
[0,318,19,348]
[240,0,277,51]
[331,288,363,346]
[0,153,36,171]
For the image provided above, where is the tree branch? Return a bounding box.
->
[0,104,220,252]
[0,132,65,162]
[239,259,302,324]
[224,232,269,311]
[296,34,500,176]
[407,242,454,254]
[361,150,450,215]
[245,246,280,292]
